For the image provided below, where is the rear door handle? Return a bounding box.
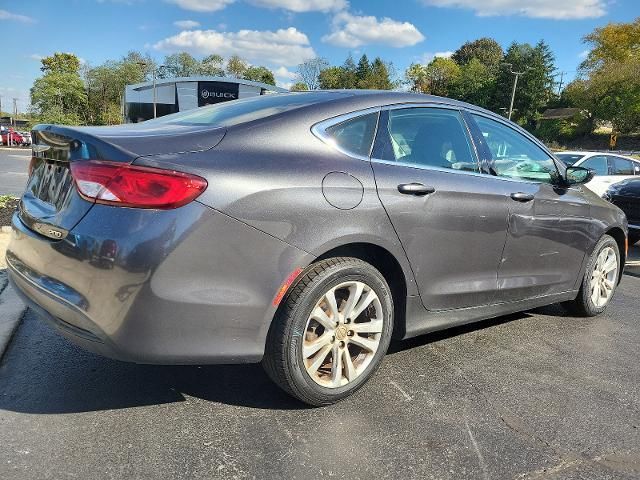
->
[510,192,534,202]
[398,183,436,196]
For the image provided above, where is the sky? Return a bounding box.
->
[0,0,638,113]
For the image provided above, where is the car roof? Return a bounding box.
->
[315,89,493,112]
[557,151,639,161]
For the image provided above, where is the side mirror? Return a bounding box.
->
[565,166,595,185]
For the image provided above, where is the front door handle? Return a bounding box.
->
[398,183,436,196]
[510,192,534,202]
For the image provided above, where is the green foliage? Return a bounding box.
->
[199,54,225,76]
[452,38,503,69]
[243,66,275,85]
[84,51,151,125]
[567,17,640,134]
[491,41,556,128]
[318,54,395,90]
[405,57,460,97]
[40,52,81,74]
[0,195,18,208]
[226,55,248,78]
[290,82,309,91]
[580,18,640,73]
[30,53,88,125]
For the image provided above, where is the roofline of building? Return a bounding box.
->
[126,76,289,93]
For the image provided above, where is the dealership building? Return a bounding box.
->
[124,76,288,122]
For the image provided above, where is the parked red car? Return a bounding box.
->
[1,129,24,146]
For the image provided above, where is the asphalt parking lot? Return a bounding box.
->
[1,273,639,480]
[0,148,30,197]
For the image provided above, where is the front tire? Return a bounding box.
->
[263,257,394,406]
[563,235,620,317]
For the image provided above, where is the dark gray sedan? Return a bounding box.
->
[7,91,628,405]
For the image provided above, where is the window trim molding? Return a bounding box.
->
[311,106,381,161]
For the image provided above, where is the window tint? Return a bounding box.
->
[324,112,378,158]
[378,108,477,172]
[580,155,608,176]
[610,157,635,175]
[472,114,559,184]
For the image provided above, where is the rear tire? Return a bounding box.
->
[562,235,620,317]
[263,257,394,406]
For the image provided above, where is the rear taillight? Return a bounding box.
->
[70,160,207,209]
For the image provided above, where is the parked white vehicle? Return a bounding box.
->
[555,151,640,196]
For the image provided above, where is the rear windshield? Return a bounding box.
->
[555,153,585,165]
[144,92,340,127]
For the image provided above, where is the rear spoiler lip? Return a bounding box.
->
[32,123,227,159]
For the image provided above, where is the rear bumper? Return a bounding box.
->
[7,202,309,364]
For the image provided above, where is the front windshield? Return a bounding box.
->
[143,92,338,127]
[555,153,586,166]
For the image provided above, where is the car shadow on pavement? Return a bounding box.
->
[0,305,568,414]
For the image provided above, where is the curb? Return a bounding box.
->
[0,276,26,361]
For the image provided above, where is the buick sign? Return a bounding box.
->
[198,82,240,106]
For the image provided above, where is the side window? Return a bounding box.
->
[324,112,378,158]
[377,108,478,172]
[580,156,608,176]
[610,157,635,175]
[471,114,560,184]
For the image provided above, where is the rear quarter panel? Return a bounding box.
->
[134,106,418,296]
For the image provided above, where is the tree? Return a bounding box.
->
[226,55,248,78]
[31,53,87,125]
[580,17,640,73]
[243,66,276,85]
[424,57,461,97]
[358,57,395,90]
[40,52,81,74]
[405,63,429,93]
[452,38,503,69]
[162,52,200,78]
[84,51,151,125]
[318,66,346,89]
[290,82,308,91]
[199,54,225,76]
[296,57,329,90]
[492,41,556,127]
[356,54,371,86]
[567,18,640,133]
[452,58,496,107]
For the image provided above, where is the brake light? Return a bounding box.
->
[70,160,207,209]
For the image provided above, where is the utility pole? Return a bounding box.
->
[556,71,565,96]
[12,98,17,127]
[503,63,528,121]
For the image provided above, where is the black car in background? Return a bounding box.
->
[605,178,640,245]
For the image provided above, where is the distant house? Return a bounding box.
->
[540,108,581,120]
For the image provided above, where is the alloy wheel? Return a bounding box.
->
[302,281,384,388]
[590,246,618,308]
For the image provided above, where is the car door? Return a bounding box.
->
[577,154,610,196]
[371,105,509,311]
[467,112,592,301]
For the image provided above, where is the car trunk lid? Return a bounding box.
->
[19,123,225,239]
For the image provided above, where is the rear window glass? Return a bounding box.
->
[611,157,635,175]
[324,113,378,158]
[143,92,339,127]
